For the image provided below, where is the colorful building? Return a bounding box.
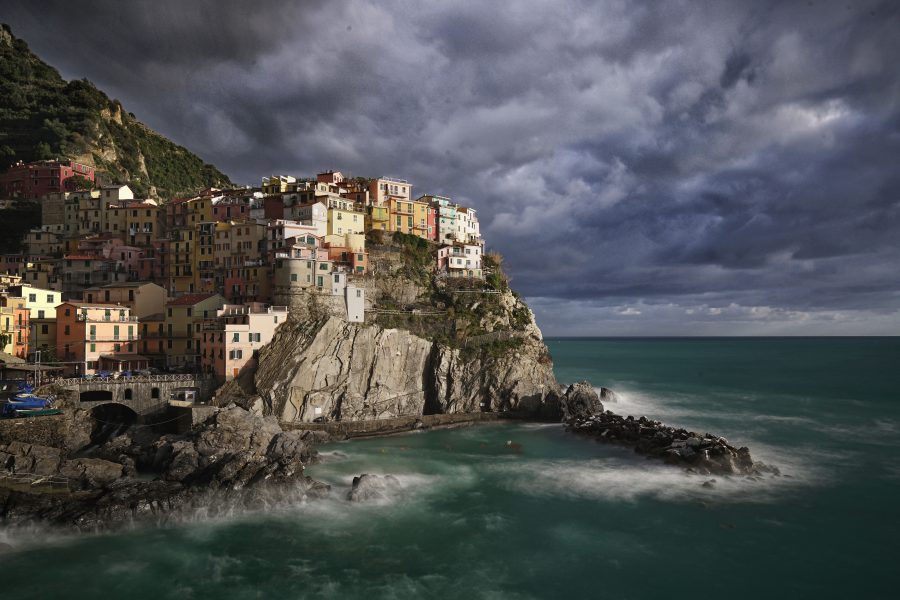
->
[82,282,166,319]
[0,159,95,199]
[437,243,483,278]
[164,293,226,368]
[199,303,288,381]
[55,302,140,375]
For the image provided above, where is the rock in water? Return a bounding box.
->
[347,473,401,502]
[566,410,776,477]
[561,381,604,422]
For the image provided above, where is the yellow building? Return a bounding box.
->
[167,228,196,294]
[412,199,431,239]
[366,204,390,232]
[165,293,226,368]
[3,285,61,357]
[389,198,416,235]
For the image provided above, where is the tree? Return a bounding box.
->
[68,174,94,191]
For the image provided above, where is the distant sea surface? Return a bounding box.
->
[3,337,899,599]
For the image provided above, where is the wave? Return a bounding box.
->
[485,450,825,504]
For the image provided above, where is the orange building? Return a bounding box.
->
[56,302,140,375]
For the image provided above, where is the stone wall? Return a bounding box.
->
[0,415,68,448]
[282,411,514,439]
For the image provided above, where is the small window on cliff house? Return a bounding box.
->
[124,388,133,400]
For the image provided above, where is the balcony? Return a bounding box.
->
[76,314,139,323]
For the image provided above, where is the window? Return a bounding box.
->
[151,388,160,399]
[187,308,193,317]
[356,289,362,298]
[90,343,96,353]
[114,343,121,352]
[114,325,119,340]
[64,325,70,335]
[37,310,45,319]
[290,274,297,282]
[124,389,132,400]
[28,293,36,302]
[41,324,48,334]
[232,332,240,342]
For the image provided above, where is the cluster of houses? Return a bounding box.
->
[0,161,485,381]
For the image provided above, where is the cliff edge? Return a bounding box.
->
[216,235,562,425]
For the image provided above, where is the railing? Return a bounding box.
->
[76,315,139,322]
[0,471,70,493]
[55,373,205,386]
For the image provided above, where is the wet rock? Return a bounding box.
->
[347,473,401,503]
[561,381,604,422]
[565,408,774,477]
[58,458,123,489]
[0,405,323,530]
[0,442,62,475]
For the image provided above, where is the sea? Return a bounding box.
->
[2,337,898,599]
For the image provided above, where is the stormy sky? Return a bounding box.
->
[5,1,899,335]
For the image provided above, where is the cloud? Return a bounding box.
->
[3,0,899,334]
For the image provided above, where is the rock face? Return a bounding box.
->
[347,473,401,502]
[0,406,327,529]
[567,411,777,476]
[245,311,561,425]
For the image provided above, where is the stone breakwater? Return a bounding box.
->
[566,411,778,477]
[559,380,775,477]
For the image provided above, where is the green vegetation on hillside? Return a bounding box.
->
[0,24,231,199]
[368,234,533,353]
[0,200,39,253]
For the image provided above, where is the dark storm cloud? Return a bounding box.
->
[4,0,900,333]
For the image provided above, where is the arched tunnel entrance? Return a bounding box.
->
[80,389,113,402]
[90,403,138,446]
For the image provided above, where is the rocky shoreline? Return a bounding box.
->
[0,405,329,529]
[0,381,776,530]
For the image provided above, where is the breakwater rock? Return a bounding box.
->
[566,410,776,476]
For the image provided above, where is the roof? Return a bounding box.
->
[99,354,150,361]
[167,293,218,306]
[64,255,113,261]
[100,281,159,289]
[0,352,25,365]
[62,301,124,308]
[139,312,165,322]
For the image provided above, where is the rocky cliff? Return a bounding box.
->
[222,289,561,425]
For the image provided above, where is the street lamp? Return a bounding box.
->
[34,349,41,389]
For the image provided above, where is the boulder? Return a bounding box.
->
[58,458,123,489]
[1,442,62,475]
[561,381,604,422]
[347,473,401,503]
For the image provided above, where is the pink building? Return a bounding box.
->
[0,160,95,199]
[199,303,288,381]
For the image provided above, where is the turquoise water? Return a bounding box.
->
[2,338,899,598]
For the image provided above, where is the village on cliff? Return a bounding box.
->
[0,159,485,383]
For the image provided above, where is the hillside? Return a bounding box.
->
[0,24,231,199]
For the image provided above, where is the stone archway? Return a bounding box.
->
[80,389,113,402]
[89,403,138,445]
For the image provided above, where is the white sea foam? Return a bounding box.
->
[486,450,823,504]
[596,386,701,425]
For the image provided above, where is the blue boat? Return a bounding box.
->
[1,394,54,418]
